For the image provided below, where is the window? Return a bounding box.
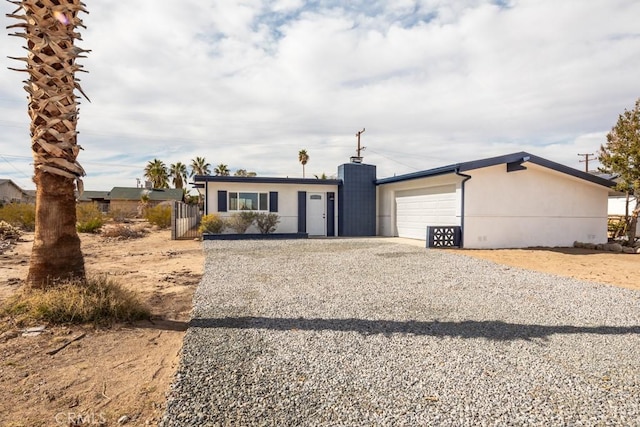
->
[229,192,269,211]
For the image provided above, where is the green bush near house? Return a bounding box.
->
[255,212,280,234]
[199,214,226,234]
[0,202,36,231]
[145,205,172,228]
[76,203,105,233]
[227,211,256,234]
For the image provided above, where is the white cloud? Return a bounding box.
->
[0,0,639,191]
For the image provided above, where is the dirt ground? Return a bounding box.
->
[458,247,640,291]
[0,233,638,426]
[0,225,203,426]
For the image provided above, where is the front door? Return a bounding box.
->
[307,193,326,236]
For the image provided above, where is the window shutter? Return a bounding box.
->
[298,191,306,233]
[218,191,227,212]
[269,192,278,212]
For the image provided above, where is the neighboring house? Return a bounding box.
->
[194,152,615,248]
[0,179,35,204]
[108,187,184,216]
[77,190,111,213]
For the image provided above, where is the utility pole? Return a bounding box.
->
[578,153,595,172]
[356,128,366,157]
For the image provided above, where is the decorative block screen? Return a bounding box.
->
[426,226,461,248]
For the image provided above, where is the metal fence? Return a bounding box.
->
[171,201,202,240]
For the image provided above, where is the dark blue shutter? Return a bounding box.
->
[298,191,306,233]
[269,192,278,212]
[218,191,227,212]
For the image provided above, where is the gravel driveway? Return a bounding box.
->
[161,238,640,426]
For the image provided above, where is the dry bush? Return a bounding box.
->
[199,214,226,234]
[227,211,256,234]
[76,203,105,233]
[145,205,172,228]
[101,223,149,239]
[1,275,151,326]
[0,202,36,231]
[255,212,280,234]
[0,220,22,240]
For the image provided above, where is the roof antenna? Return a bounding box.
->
[351,128,365,163]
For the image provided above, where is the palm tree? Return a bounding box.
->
[190,156,211,177]
[169,162,188,189]
[298,149,309,178]
[8,1,90,287]
[144,159,169,188]
[214,163,230,176]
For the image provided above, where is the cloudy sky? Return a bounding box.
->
[1,0,639,191]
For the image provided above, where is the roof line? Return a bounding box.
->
[376,152,615,188]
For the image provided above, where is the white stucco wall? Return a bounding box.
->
[377,174,464,237]
[203,182,339,234]
[463,163,609,248]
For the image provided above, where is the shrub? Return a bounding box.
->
[145,205,172,228]
[227,211,256,234]
[199,214,226,234]
[254,212,280,234]
[101,223,148,239]
[0,220,22,240]
[108,208,134,223]
[1,275,151,326]
[76,203,105,233]
[0,202,36,231]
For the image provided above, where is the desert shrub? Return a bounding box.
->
[108,208,134,223]
[145,205,172,228]
[1,275,151,326]
[76,203,105,233]
[254,212,280,234]
[0,220,22,240]
[101,223,148,239]
[199,214,226,234]
[227,211,256,234]
[0,202,36,231]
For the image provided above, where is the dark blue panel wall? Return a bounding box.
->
[338,163,376,236]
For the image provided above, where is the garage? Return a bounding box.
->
[395,185,458,240]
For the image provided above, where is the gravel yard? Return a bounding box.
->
[161,238,640,426]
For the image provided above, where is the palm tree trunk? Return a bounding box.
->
[28,171,85,286]
[8,0,89,288]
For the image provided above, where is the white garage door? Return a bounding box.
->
[395,185,458,240]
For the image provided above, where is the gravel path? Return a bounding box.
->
[161,239,640,426]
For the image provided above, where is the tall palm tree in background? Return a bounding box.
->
[8,0,90,287]
[169,162,188,189]
[298,149,309,178]
[190,156,211,177]
[214,163,230,176]
[144,159,169,188]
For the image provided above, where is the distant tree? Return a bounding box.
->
[169,162,188,189]
[214,163,230,176]
[234,169,257,177]
[298,149,309,178]
[190,156,211,177]
[315,172,328,179]
[144,159,169,188]
[598,98,640,242]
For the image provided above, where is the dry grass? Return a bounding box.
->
[1,275,151,327]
